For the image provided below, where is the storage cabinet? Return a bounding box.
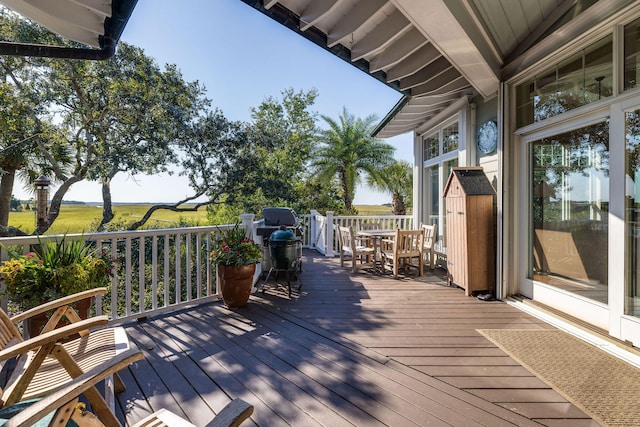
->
[443,167,496,296]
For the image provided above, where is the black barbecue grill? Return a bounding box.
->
[257,208,303,295]
[256,207,303,237]
[257,207,303,271]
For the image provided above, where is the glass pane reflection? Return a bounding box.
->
[531,122,609,304]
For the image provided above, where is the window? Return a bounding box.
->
[530,121,609,303]
[516,35,613,127]
[422,121,460,250]
[625,109,640,316]
[624,17,640,91]
[423,134,439,160]
[442,123,459,153]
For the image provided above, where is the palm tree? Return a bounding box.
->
[367,160,413,215]
[312,108,394,211]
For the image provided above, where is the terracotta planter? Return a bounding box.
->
[218,264,256,308]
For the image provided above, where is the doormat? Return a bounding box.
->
[477,329,640,427]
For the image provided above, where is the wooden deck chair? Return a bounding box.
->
[421,223,438,271]
[380,229,424,278]
[2,350,254,427]
[337,226,375,273]
[358,222,381,249]
[0,288,130,426]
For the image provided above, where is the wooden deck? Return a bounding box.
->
[116,250,600,426]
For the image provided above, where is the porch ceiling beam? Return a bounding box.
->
[415,95,472,135]
[503,0,638,79]
[410,68,461,94]
[263,0,278,9]
[507,0,579,61]
[412,73,468,97]
[299,0,341,32]
[379,123,420,136]
[386,43,440,82]
[327,0,387,48]
[369,27,426,72]
[398,56,452,91]
[391,0,499,99]
[402,101,450,111]
[393,111,437,119]
[405,93,459,107]
[351,9,411,61]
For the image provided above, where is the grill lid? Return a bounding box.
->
[269,228,296,242]
[262,207,298,226]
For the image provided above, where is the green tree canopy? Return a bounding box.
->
[366,160,413,215]
[41,42,208,232]
[207,88,323,223]
[0,9,72,232]
[312,108,394,212]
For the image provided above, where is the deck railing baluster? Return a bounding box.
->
[138,236,145,312]
[125,237,132,317]
[0,213,414,320]
[151,235,158,310]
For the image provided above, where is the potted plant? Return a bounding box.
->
[210,224,262,308]
[0,237,113,325]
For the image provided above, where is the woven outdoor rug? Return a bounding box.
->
[477,329,640,427]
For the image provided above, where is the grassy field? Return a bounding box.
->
[8,204,210,235]
[8,204,396,235]
[354,205,394,216]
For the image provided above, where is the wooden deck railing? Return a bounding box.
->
[0,211,417,323]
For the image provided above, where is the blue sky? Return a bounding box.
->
[25,0,414,205]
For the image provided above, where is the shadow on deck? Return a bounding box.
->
[116,250,599,426]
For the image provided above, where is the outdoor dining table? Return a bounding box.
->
[356,229,397,272]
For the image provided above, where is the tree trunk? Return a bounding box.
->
[39,171,87,235]
[392,193,406,215]
[340,170,352,210]
[0,168,16,227]
[98,178,115,231]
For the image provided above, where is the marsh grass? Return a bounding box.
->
[8,204,209,234]
[8,204,395,234]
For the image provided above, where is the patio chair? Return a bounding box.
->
[421,223,438,271]
[1,349,254,427]
[0,288,131,426]
[359,222,382,250]
[337,226,375,273]
[380,229,424,278]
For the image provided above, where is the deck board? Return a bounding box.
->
[116,250,600,426]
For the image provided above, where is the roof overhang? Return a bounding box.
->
[241,0,498,138]
[0,0,138,60]
[241,1,627,139]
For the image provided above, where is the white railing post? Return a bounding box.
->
[240,213,260,289]
[240,213,255,239]
[309,210,318,248]
[326,211,334,257]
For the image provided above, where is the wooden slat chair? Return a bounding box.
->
[421,223,438,271]
[358,222,381,250]
[337,226,375,273]
[380,229,425,278]
[0,288,130,426]
[2,350,254,427]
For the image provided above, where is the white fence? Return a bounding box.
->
[0,223,241,324]
[0,212,414,323]
[302,210,414,257]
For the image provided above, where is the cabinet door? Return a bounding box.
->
[446,195,467,289]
